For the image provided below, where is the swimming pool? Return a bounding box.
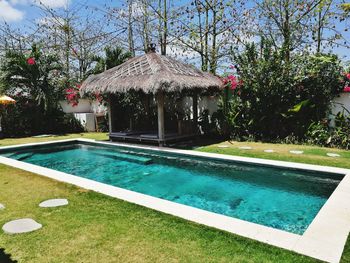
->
[1,139,350,262]
[0,140,343,234]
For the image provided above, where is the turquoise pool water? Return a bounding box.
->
[1,142,343,234]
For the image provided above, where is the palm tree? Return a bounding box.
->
[0,44,62,111]
[92,46,132,74]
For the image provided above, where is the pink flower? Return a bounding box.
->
[66,88,74,93]
[229,65,235,69]
[346,73,350,80]
[344,86,350,92]
[222,75,240,90]
[27,57,35,65]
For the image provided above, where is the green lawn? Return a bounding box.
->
[0,132,108,147]
[197,140,350,169]
[0,133,349,262]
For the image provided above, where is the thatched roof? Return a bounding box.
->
[81,52,223,94]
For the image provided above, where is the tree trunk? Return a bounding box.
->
[128,0,135,56]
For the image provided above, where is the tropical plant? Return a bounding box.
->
[93,46,132,74]
[0,44,63,111]
[306,110,350,150]
[0,44,85,136]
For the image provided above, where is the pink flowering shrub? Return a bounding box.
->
[65,83,103,107]
[343,72,350,92]
[65,84,80,107]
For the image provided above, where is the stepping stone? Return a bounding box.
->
[239,146,252,150]
[2,218,42,234]
[39,199,68,208]
[0,203,5,210]
[218,145,229,148]
[264,149,275,153]
[289,150,304,155]
[327,153,340,157]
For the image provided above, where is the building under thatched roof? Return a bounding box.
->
[81,49,223,146]
[81,51,222,94]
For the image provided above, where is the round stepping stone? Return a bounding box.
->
[327,153,340,157]
[39,199,68,208]
[289,150,304,155]
[0,203,5,210]
[218,145,229,148]
[239,146,252,150]
[2,218,42,234]
[264,149,275,153]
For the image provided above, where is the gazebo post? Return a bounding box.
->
[157,91,165,146]
[107,95,113,135]
[192,91,198,133]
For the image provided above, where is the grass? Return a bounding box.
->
[0,133,349,262]
[0,132,108,147]
[197,140,350,169]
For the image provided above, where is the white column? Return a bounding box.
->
[107,95,113,134]
[157,91,165,146]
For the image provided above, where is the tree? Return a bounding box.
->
[28,1,126,85]
[256,0,321,62]
[171,0,250,73]
[255,0,350,61]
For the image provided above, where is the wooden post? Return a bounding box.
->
[192,92,198,133]
[107,95,113,135]
[157,91,165,146]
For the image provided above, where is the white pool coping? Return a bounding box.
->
[1,138,350,263]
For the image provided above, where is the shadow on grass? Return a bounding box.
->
[0,248,17,263]
[170,135,228,150]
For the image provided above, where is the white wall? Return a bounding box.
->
[179,96,219,119]
[59,99,92,113]
[331,92,350,114]
[330,92,350,125]
[59,99,107,132]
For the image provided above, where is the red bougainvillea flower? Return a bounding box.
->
[344,86,350,92]
[222,74,241,90]
[65,86,80,107]
[27,57,36,65]
[346,73,350,80]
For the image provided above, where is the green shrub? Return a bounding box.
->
[306,112,350,149]
[1,94,83,137]
[223,41,344,141]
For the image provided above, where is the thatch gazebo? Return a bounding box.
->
[81,48,223,146]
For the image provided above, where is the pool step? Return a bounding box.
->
[95,152,153,165]
[6,152,34,161]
